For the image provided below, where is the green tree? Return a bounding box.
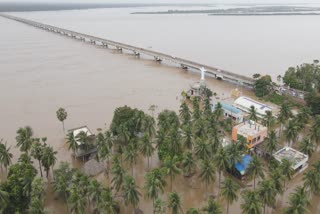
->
[179,102,191,125]
[310,115,320,145]
[124,141,138,176]
[0,188,9,213]
[213,102,224,121]
[68,184,86,214]
[220,177,240,214]
[303,169,320,196]
[280,159,294,188]
[262,111,275,130]
[181,151,196,177]
[16,126,34,154]
[122,175,141,211]
[257,180,276,214]
[265,131,277,157]
[202,198,223,214]
[97,188,119,214]
[30,140,44,177]
[111,156,125,193]
[139,133,155,170]
[199,158,216,198]
[41,145,57,178]
[144,168,166,207]
[29,178,46,214]
[0,140,13,172]
[225,143,242,171]
[192,97,201,121]
[249,106,258,122]
[278,103,293,136]
[285,119,300,147]
[246,156,265,189]
[269,168,285,195]
[56,108,68,132]
[284,186,310,214]
[181,124,194,151]
[254,75,272,97]
[241,190,262,214]
[299,138,315,157]
[88,179,103,209]
[194,138,211,161]
[213,147,229,192]
[154,198,166,214]
[162,156,181,192]
[168,191,183,214]
[66,132,78,159]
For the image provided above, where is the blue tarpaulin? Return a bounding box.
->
[234,155,253,175]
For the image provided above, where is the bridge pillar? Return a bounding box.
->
[154,56,162,62]
[102,43,108,48]
[181,64,188,70]
[116,47,122,52]
[133,51,140,57]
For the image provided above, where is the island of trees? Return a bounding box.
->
[1,88,320,213]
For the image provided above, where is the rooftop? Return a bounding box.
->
[273,147,308,170]
[235,155,253,175]
[69,126,94,146]
[233,96,273,116]
[235,121,267,137]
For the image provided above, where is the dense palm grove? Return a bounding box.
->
[1,91,320,213]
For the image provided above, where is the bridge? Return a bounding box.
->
[0,13,255,87]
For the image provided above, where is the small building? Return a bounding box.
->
[232,121,268,149]
[234,155,253,179]
[68,126,97,159]
[187,81,206,98]
[273,147,308,173]
[233,96,274,118]
[213,102,244,123]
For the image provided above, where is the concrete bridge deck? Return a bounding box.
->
[0,13,255,87]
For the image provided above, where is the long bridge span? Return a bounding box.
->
[0,14,255,87]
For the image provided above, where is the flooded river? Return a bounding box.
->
[1,6,320,213]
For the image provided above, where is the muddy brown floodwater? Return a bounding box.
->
[1,15,319,214]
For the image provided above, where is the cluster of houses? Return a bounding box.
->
[213,96,309,180]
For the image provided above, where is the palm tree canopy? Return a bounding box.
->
[122,175,141,208]
[168,191,183,214]
[257,179,276,208]
[265,131,278,155]
[202,199,223,214]
[0,140,13,169]
[181,152,196,176]
[241,190,262,214]
[220,177,240,205]
[16,126,34,153]
[144,168,166,201]
[284,186,310,214]
[299,138,315,157]
[56,108,67,122]
[249,105,258,122]
[246,156,265,183]
[199,159,216,186]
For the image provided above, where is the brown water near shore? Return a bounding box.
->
[1,15,320,214]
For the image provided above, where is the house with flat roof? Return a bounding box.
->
[232,121,268,149]
[233,96,275,118]
[213,102,244,123]
[273,147,308,173]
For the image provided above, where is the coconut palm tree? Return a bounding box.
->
[194,138,211,161]
[144,168,166,208]
[181,124,194,151]
[257,180,276,214]
[111,156,125,193]
[203,97,212,120]
[225,143,242,171]
[122,175,141,211]
[162,156,181,192]
[213,102,224,121]
[241,190,262,214]
[139,133,155,170]
[56,108,68,132]
[280,159,294,188]
[124,141,138,176]
[0,188,9,213]
[299,138,315,157]
[201,198,223,214]
[278,103,293,136]
[192,97,201,121]
[285,119,300,147]
[249,105,258,122]
[88,179,103,209]
[213,147,229,192]
[16,126,34,154]
[269,168,285,195]
[199,158,216,198]
[246,156,265,190]
[154,198,166,214]
[262,110,275,130]
[303,169,320,196]
[220,177,240,214]
[265,131,277,158]
[168,191,183,214]
[97,188,119,214]
[0,140,13,172]
[181,152,196,177]
[143,115,156,138]
[284,186,310,214]
[96,133,111,176]
[66,132,78,159]
[41,145,57,178]
[68,185,87,214]
[296,107,311,129]
[30,140,44,177]
[179,102,191,125]
[310,115,320,145]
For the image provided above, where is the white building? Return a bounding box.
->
[273,147,308,172]
[233,96,274,118]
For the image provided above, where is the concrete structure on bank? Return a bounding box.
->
[233,96,274,118]
[68,126,97,158]
[213,102,244,123]
[273,147,308,173]
[232,120,268,149]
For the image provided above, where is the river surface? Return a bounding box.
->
[1,5,320,214]
[9,5,320,80]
